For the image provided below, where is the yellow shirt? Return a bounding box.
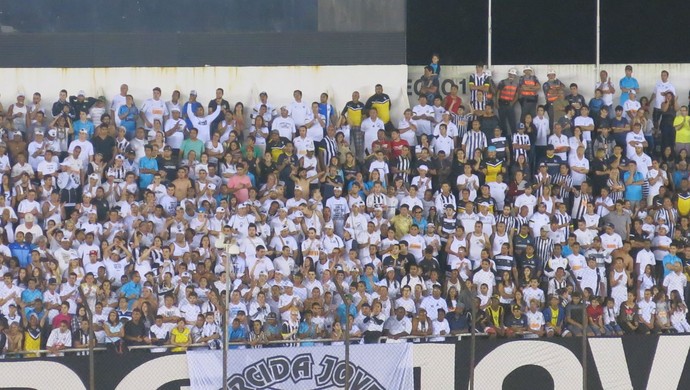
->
[674,115,690,143]
[171,327,190,352]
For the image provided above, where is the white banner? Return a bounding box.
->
[187,343,414,390]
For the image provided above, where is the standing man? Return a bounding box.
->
[619,65,639,106]
[110,84,129,127]
[208,88,231,135]
[364,84,393,132]
[649,70,676,128]
[140,87,169,134]
[496,68,519,136]
[595,70,616,118]
[341,91,365,161]
[518,66,540,123]
[469,63,490,112]
[361,108,385,156]
[318,93,338,129]
[542,69,566,124]
[288,90,310,131]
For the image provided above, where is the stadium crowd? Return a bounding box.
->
[2,61,690,356]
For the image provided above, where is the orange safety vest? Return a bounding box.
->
[520,77,538,97]
[499,81,517,102]
[545,81,561,103]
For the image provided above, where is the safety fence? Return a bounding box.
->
[2,333,690,389]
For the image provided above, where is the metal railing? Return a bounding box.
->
[2,332,486,357]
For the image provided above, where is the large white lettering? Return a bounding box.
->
[589,338,634,389]
[645,335,690,390]
[0,360,87,390]
[472,340,582,390]
[115,354,188,390]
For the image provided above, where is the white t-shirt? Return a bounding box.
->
[141,98,169,130]
[412,104,435,136]
[653,81,676,109]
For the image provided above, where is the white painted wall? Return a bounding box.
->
[0,65,409,124]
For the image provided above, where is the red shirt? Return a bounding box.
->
[444,95,463,114]
[390,139,409,158]
[586,305,603,322]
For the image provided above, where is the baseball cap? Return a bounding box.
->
[79,129,88,134]
[487,146,496,152]
[512,304,522,311]
[523,66,533,72]
[48,278,57,285]
[629,89,636,95]
[325,222,334,229]
[333,186,342,191]
[89,250,98,256]
[508,68,518,75]
[25,214,35,222]
[48,129,57,137]
[190,90,198,96]
[77,90,86,96]
[215,207,225,214]
[386,267,395,273]
[547,68,556,75]
[418,165,428,171]
[181,272,191,278]
[267,312,277,319]
[283,281,294,288]
[171,107,180,112]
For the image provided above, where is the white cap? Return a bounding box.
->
[283,281,294,288]
[629,89,637,95]
[508,68,518,75]
[48,129,57,137]
[547,68,556,75]
[190,90,198,96]
[25,214,35,222]
[325,222,334,229]
[215,207,225,213]
[523,66,533,72]
[77,90,86,96]
[333,186,342,191]
[418,165,428,171]
[207,183,216,190]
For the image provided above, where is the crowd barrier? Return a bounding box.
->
[2,334,689,389]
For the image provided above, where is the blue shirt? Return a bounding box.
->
[73,120,95,139]
[21,288,42,305]
[118,105,139,134]
[623,171,644,201]
[662,254,682,278]
[318,103,336,127]
[120,281,142,309]
[619,76,639,105]
[336,303,358,325]
[9,242,31,267]
[138,156,158,189]
[228,326,246,349]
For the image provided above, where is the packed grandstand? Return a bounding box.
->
[1,61,690,357]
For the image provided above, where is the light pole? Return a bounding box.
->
[487,0,492,68]
[592,0,601,83]
[223,242,240,390]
